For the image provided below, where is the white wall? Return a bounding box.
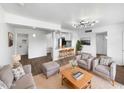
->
[15,29,47,59]
[52,31,58,60]
[78,23,124,65]
[29,31,47,58]
[0,6,61,61]
[17,34,28,55]
[46,33,53,48]
[72,31,80,53]
[96,33,107,55]
[94,24,124,65]
[0,6,15,66]
[4,12,61,31]
[78,31,96,57]
[46,33,53,53]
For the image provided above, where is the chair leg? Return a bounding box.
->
[112,80,115,86]
[46,76,48,79]
[58,69,60,74]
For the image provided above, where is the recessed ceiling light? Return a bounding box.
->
[105,36,108,39]
[95,20,99,23]
[32,34,36,37]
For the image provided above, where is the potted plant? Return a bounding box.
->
[69,60,78,69]
[76,40,82,55]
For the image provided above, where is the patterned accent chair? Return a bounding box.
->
[76,52,94,70]
[92,56,116,86]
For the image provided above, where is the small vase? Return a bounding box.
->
[72,66,77,74]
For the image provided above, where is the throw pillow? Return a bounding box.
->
[100,56,112,66]
[12,64,25,81]
[81,53,89,60]
[0,80,8,89]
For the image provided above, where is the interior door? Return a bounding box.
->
[96,33,107,55]
[17,34,28,55]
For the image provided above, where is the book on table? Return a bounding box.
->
[72,71,84,80]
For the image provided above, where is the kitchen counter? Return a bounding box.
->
[58,47,74,51]
[58,47,75,58]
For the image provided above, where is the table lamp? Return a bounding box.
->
[12,54,21,68]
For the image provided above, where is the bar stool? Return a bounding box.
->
[70,48,74,56]
[59,50,63,58]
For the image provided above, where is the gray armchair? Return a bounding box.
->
[92,56,116,86]
[76,52,94,70]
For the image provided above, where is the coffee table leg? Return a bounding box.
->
[89,80,91,88]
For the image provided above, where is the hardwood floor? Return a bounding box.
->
[20,53,52,76]
[20,53,74,76]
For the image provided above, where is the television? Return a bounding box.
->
[80,40,90,45]
[61,37,66,46]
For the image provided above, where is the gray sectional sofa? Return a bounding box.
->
[0,64,36,89]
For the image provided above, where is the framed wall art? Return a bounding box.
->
[8,32,13,47]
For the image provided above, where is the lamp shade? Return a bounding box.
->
[12,54,21,63]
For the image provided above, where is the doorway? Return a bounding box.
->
[96,32,107,57]
[16,33,28,56]
[46,32,53,60]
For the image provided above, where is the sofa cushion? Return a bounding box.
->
[12,65,25,81]
[78,60,88,66]
[23,65,31,74]
[100,56,112,66]
[0,80,8,89]
[81,53,90,60]
[11,73,36,89]
[42,62,60,71]
[0,65,14,88]
[95,65,110,76]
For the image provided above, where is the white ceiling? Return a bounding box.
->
[1,3,124,30]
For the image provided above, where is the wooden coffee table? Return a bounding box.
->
[61,67,93,89]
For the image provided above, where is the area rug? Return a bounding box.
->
[33,64,124,89]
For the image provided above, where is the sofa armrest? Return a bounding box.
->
[110,62,116,80]
[23,65,31,74]
[87,56,94,69]
[76,55,81,62]
[92,58,99,71]
[0,65,2,70]
[87,56,94,63]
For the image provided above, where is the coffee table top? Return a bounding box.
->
[61,67,93,89]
